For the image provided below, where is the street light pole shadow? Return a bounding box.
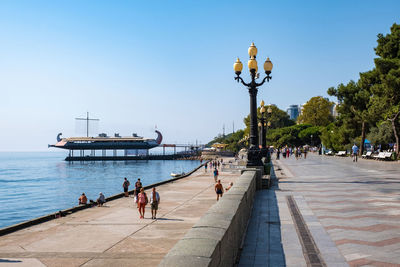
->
[237,163,286,266]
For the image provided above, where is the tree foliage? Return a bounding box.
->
[206,130,245,153]
[327,79,373,154]
[266,124,321,148]
[369,23,400,156]
[243,105,294,136]
[297,96,334,126]
[324,23,400,157]
[367,121,395,148]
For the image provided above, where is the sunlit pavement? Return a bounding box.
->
[0,159,239,267]
[240,153,400,266]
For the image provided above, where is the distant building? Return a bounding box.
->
[286,105,301,120]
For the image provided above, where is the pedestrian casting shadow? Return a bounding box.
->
[155,218,184,221]
[0,259,22,263]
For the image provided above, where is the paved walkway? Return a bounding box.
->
[239,154,400,267]
[0,159,239,267]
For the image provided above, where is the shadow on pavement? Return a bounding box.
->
[237,162,286,266]
[155,218,184,221]
[0,259,22,263]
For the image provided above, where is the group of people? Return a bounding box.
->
[78,192,105,207]
[214,180,233,201]
[77,158,233,220]
[274,143,361,163]
[204,158,223,173]
[122,177,161,219]
[205,158,233,201]
[77,177,160,220]
[275,146,309,160]
[134,187,160,219]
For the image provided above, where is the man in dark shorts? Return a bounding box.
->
[215,180,224,201]
[150,187,160,219]
[123,177,130,197]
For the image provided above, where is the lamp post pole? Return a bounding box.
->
[233,43,273,167]
[259,102,267,158]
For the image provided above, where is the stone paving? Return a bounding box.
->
[239,153,400,267]
[0,159,239,267]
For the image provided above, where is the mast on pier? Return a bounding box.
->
[75,112,99,137]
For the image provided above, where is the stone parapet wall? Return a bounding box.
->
[159,170,257,267]
[201,151,235,159]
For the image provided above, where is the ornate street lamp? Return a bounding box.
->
[234,44,273,167]
[259,101,267,157]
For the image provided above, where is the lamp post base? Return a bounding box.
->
[246,147,263,167]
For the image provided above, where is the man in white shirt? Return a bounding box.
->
[150,187,160,219]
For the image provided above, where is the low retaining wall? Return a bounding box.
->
[201,151,235,159]
[0,162,206,237]
[159,169,257,267]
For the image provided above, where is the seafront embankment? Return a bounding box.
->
[0,162,205,237]
[0,157,253,266]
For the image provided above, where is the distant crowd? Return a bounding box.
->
[274,145,311,160]
[273,143,361,163]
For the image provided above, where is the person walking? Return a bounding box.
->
[352,143,359,162]
[215,180,224,201]
[149,187,160,219]
[123,177,130,197]
[137,188,148,219]
[135,178,142,197]
[204,162,208,172]
[213,167,219,183]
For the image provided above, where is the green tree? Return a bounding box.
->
[298,126,322,146]
[243,105,294,136]
[367,121,395,149]
[327,79,373,155]
[297,96,334,126]
[206,130,245,153]
[266,124,312,148]
[369,23,400,157]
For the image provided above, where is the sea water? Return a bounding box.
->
[0,152,201,228]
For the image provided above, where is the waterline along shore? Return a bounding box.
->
[0,152,201,229]
[0,157,246,266]
[0,162,205,237]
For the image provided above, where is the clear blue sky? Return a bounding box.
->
[0,0,399,151]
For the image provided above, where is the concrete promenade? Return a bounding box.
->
[239,154,400,267]
[0,160,239,267]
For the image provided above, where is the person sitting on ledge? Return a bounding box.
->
[97,192,105,206]
[79,193,87,205]
[225,182,233,191]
